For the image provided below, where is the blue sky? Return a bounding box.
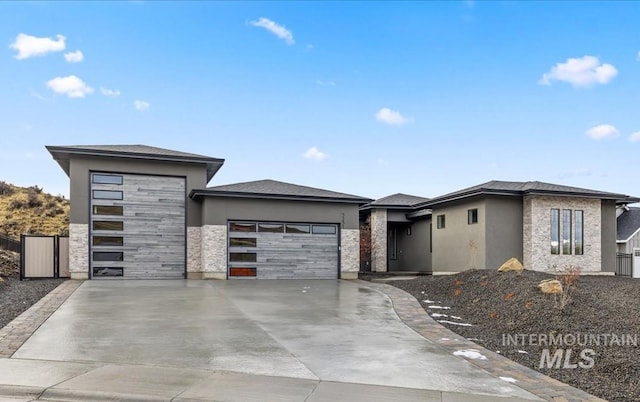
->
[2,1,640,200]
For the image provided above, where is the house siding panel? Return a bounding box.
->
[432,199,486,273]
[485,196,523,270]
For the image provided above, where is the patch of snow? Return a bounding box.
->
[420,291,425,294]
[427,305,451,309]
[453,349,487,360]
[423,299,438,303]
[438,320,472,327]
[301,290,307,293]
[496,351,501,354]
[466,338,482,342]
[517,350,528,354]
[431,313,448,318]
[440,338,451,341]
[450,315,463,320]
[499,376,518,383]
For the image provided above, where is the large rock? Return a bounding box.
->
[497,257,524,272]
[538,279,563,294]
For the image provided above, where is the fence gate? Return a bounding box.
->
[616,252,633,277]
[20,235,70,280]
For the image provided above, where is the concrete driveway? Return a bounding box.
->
[5,280,540,401]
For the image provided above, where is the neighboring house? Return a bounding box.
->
[617,207,640,254]
[47,145,371,280]
[363,181,638,275]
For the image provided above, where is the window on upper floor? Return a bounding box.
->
[437,214,445,229]
[468,208,478,225]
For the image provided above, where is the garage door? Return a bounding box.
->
[228,221,338,279]
[90,172,186,279]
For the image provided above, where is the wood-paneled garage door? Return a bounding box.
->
[90,172,186,279]
[227,221,339,279]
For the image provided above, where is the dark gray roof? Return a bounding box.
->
[190,179,372,204]
[617,207,640,242]
[46,145,224,181]
[417,180,637,207]
[361,193,430,211]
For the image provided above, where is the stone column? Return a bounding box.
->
[200,224,227,279]
[370,209,388,272]
[340,228,360,279]
[186,227,202,277]
[69,223,89,280]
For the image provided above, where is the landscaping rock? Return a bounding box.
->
[497,257,524,272]
[537,279,563,294]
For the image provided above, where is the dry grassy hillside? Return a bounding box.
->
[0,181,69,238]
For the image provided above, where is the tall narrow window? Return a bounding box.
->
[562,209,572,255]
[437,215,446,229]
[550,209,560,255]
[389,228,397,260]
[574,210,584,255]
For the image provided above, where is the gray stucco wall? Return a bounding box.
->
[68,156,208,227]
[394,219,432,272]
[485,196,523,269]
[201,197,360,229]
[431,198,486,273]
[601,200,617,273]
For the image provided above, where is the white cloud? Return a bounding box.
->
[134,100,150,111]
[100,87,121,97]
[46,75,94,98]
[585,124,619,140]
[538,56,617,87]
[303,146,329,161]
[250,17,294,45]
[629,131,640,143]
[10,33,66,59]
[375,107,411,126]
[64,50,84,63]
[316,80,335,86]
[558,168,592,179]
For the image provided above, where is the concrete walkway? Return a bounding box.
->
[0,279,592,401]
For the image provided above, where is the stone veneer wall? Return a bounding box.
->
[69,223,89,280]
[200,224,227,279]
[186,227,202,274]
[523,196,601,273]
[340,228,360,279]
[370,209,388,272]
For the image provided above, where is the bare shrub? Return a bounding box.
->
[0,181,14,196]
[26,188,43,208]
[553,265,581,309]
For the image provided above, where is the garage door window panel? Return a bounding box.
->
[92,174,123,185]
[93,252,124,261]
[93,236,123,246]
[229,267,257,277]
[258,223,284,233]
[229,222,256,232]
[230,238,257,247]
[230,252,257,262]
[93,205,123,216]
[93,190,123,200]
[93,267,123,277]
[312,225,337,234]
[286,224,310,234]
[93,221,124,231]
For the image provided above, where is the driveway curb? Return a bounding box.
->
[359,280,605,402]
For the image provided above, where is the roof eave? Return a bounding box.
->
[418,189,521,208]
[46,146,225,181]
[189,189,372,205]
